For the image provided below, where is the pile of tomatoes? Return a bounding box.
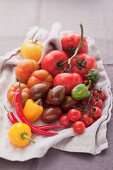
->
[7,25,106,138]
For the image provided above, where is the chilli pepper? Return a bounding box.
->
[14,89,62,136]
[8,122,35,147]
[4,105,18,124]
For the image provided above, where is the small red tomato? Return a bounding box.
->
[61,33,88,58]
[93,89,106,101]
[90,107,102,120]
[68,109,81,122]
[41,50,68,77]
[90,98,104,109]
[71,54,97,78]
[82,114,94,127]
[59,115,71,127]
[73,121,85,134]
[53,73,83,94]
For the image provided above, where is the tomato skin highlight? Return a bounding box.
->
[71,54,97,78]
[61,33,88,58]
[41,50,68,77]
[68,109,81,122]
[73,121,85,134]
[53,73,83,94]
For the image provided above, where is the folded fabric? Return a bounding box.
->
[0,22,112,161]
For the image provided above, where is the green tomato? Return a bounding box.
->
[71,84,90,101]
[87,69,100,84]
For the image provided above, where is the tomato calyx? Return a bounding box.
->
[67,46,75,56]
[55,60,65,70]
[76,58,87,69]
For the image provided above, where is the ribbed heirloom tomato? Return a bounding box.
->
[7,82,30,106]
[53,73,83,94]
[41,50,68,77]
[61,33,88,58]
[27,69,53,88]
[15,59,39,84]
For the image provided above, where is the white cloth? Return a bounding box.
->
[0,23,112,161]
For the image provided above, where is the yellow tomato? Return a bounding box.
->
[8,122,34,147]
[21,39,43,62]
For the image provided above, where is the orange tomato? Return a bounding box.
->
[27,69,53,88]
[15,59,39,84]
[7,82,30,106]
[21,39,43,62]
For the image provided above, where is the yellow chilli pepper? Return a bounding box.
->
[23,99,43,122]
[8,122,35,147]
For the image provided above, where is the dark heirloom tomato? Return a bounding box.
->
[41,106,62,123]
[71,54,97,78]
[61,33,88,58]
[41,50,68,77]
[47,85,65,105]
[30,83,49,100]
[53,73,83,94]
[61,96,76,111]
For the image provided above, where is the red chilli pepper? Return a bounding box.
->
[4,105,18,124]
[14,89,59,136]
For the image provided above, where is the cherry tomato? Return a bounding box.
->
[93,89,106,101]
[90,98,104,109]
[61,33,88,58]
[41,50,68,77]
[82,114,94,127]
[73,121,85,134]
[59,115,71,127]
[71,54,97,78]
[68,109,81,122]
[90,107,102,120]
[21,39,43,62]
[53,73,83,94]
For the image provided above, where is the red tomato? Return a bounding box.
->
[73,121,85,134]
[41,50,68,77]
[93,89,106,101]
[53,73,83,94]
[90,98,104,109]
[68,109,81,122]
[59,115,71,127]
[61,33,88,58]
[82,114,94,127]
[71,54,97,78]
[90,107,102,120]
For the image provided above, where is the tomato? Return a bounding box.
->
[27,69,53,88]
[21,39,43,62]
[53,73,83,94]
[15,59,39,84]
[41,50,68,77]
[93,89,106,101]
[59,115,71,127]
[73,121,85,134]
[68,109,81,122]
[71,54,97,78]
[82,114,94,127]
[90,98,104,109]
[90,107,102,120]
[7,82,30,106]
[61,33,88,58]
[61,96,76,111]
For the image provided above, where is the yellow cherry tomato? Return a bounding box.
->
[23,99,43,122]
[21,39,43,62]
[8,122,34,147]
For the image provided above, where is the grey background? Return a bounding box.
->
[0,0,113,169]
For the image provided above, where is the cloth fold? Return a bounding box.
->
[0,23,112,161]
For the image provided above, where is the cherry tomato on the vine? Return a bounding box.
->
[93,89,106,101]
[82,114,94,127]
[90,107,102,120]
[90,98,104,109]
[59,115,71,127]
[73,121,85,134]
[68,109,81,122]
